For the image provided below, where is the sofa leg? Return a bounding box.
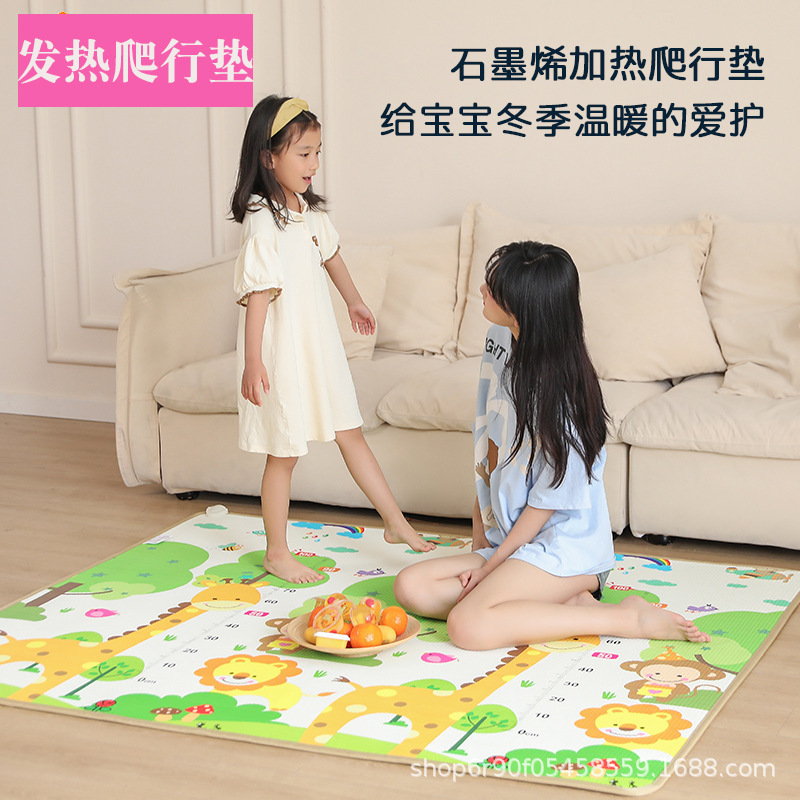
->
[642,533,674,546]
[175,491,200,501]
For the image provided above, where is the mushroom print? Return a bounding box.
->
[183,704,214,723]
[150,706,182,722]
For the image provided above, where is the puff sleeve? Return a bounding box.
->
[311,210,341,262]
[234,231,284,307]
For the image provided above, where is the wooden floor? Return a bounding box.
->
[1,413,798,799]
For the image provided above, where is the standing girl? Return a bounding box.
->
[394,241,709,649]
[231,95,433,584]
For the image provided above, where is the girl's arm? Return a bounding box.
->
[240,291,271,406]
[323,252,376,336]
[472,496,490,551]
[458,505,554,601]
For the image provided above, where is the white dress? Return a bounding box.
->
[234,194,362,456]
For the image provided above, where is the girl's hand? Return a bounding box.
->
[241,361,269,406]
[457,565,488,602]
[348,303,376,336]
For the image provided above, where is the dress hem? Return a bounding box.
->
[238,418,364,458]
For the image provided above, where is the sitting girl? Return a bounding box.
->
[393,241,710,650]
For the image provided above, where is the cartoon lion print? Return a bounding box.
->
[575,702,691,749]
[195,654,304,709]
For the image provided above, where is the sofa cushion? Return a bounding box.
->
[153,350,445,433]
[154,351,237,415]
[581,247,726,381]
[328,242,392,359]
[600,379,672,443]
[713,306,800,399]
[702,216,800,401]
[348,351,447,430]
[701,216,800,320]
[454,203,714,358]
[620,373,800,459]
[377,357,480,431]
[376,353,670,444]
[341,225,460,357]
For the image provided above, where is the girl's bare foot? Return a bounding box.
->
[383,520,436,552]
[263,552,324,584]
[621,595,711,643]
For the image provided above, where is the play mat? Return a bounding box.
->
[1,510,797,794]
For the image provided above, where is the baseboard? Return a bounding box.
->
[0,393,115,423]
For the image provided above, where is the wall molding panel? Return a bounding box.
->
[29,0,256,369]
[35,105,118,367]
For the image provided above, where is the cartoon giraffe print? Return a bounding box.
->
[0,579,268,702]
[301,643,552,757]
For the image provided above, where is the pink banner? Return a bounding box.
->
[18,14,253,107]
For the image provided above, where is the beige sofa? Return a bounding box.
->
[115,204,800,550]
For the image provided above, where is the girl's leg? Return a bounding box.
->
[333,427,434,552]
[261,454,323,584]
[394,553,488,619]
[447,560,710,651]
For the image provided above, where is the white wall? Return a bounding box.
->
[2,0,798,422]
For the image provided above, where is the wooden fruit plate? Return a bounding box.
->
[281,612,421,657]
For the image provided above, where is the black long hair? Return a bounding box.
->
[229,94,326,226]
[484,241,608,487]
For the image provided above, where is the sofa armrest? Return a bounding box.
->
[115,252,239,487]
